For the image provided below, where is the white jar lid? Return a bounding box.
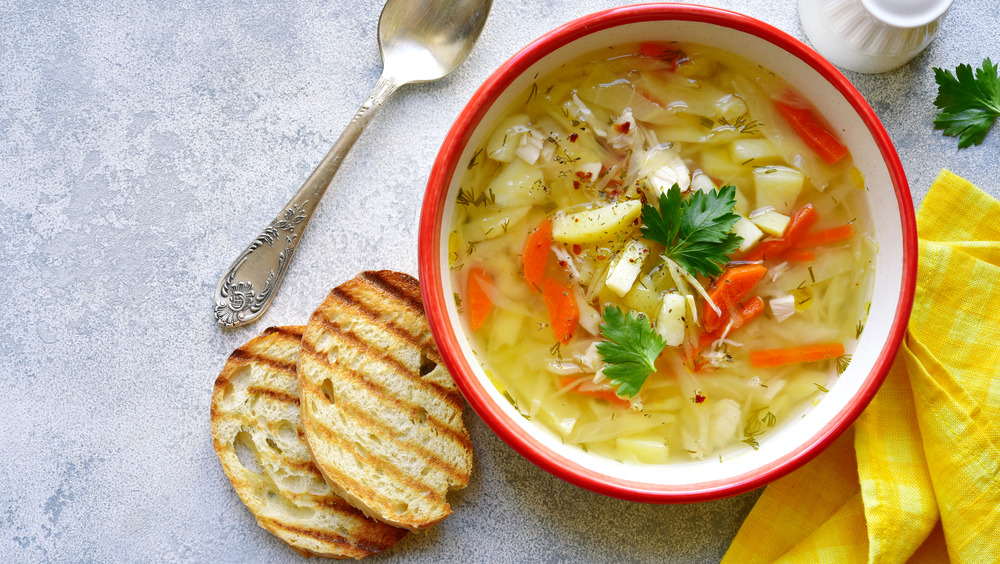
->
[860,0,954,29]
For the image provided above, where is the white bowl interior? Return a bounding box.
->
[435,17,906,490]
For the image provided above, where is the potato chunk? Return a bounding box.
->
[551,200,642,244]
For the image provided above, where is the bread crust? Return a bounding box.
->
[298,271,473,531]
[211,325,409,559]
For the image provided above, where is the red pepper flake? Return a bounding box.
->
[614,121,631,134]
[572,244,582,255]
[572,180,581,190]
[575,170,593,179]
[569,133,579,142]
[694,392,706,404]
[558,260,568,268]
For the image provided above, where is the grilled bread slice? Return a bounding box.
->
[211,326,409,559]
[298,271,473,531]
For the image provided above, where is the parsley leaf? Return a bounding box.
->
[596,305,666,398]
[640,184,743,278]
[933,58,1000,148]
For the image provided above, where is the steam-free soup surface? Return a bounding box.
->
[450,42,873,464]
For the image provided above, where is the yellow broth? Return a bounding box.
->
[449,42,874,464]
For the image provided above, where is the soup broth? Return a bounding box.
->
[449,42,874,464]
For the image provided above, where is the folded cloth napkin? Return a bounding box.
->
[722,170,1000,564]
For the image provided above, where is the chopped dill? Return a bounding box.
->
[526,82,538,103]
[456,186,496,207]
[466,241,478,255]
[856,320,865,339]
[740,158,755,166]
[742,436,760,450]
[808,266,816,283]
[700,116,715,129]
[482,188,496,206]
[815,383,829,393]
[467,148,483,169]
[763,411,777,427]
[733,116,761,134]
[500,219,510,234]
[549,341,562,362]
[455,187,474,206]
[836,354,852,376]
[501,389,515,406]
[453,292,462,313]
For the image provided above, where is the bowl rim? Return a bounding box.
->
[419,3,917,502]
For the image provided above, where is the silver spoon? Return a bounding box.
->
[214,0,492,328]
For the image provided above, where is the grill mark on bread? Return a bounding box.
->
[361,270,425,314]
[226,348,298,377]
[298,272,472,530]
[263,325,305,339]
[303,406,448,510]
[245,386,299,406]
[299,363,470,482]
[326,286,425,349]
[299,341,470,451]
[308,309,464,408]
[269,519,407,556]
[211,325,408,557]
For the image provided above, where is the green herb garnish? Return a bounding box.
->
[933,58,1000,148]
[836,354,852,376]
[595,305,666,398]
[640,184,743,278]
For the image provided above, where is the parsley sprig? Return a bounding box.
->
[595,305,666,398]
[640,184,743,278]
[933,58,1000,148]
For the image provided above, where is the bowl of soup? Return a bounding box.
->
[418,4,916,502]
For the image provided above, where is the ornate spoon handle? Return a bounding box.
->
[214,75,400,328]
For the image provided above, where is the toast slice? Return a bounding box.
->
[211,326,409,559]
[298,271,473,530]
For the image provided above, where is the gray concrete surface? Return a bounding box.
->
[1,0,998,562]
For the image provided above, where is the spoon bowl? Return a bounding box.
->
[214,0,492,328]
[380,0,492,83]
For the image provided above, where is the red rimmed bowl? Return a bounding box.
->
[418,4,916,502]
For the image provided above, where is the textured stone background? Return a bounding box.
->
[1,0,997,562]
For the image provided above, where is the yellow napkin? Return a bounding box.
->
[722,170,1000,564]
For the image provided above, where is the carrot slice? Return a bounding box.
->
[522,218,552,291]
[781,249,815,262]
[466,266,494,331]
[743,204,820,261]
[541,277,579,344]
[731,296,765,331]
[775,101,849,165]
[792,223,855,249]
[638,42,684,69]
[703,264,768,333]
[559,377,630,407]
[703,295,766,342]
[749,343,845,368]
